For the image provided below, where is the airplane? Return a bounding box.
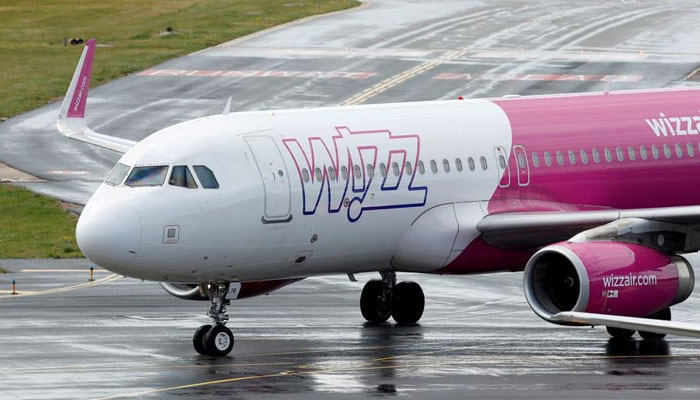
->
[57,39,700,356]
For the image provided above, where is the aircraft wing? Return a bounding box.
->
[477,205,700,251]
[57,39,136,154]
[553,311,700,339]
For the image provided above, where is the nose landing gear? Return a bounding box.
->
[193,282,234,356]
[360,271,425,325]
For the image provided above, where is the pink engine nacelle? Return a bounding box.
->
[524,241,695,324]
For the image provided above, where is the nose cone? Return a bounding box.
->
[77,199,142,273]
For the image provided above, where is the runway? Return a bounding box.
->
[2,260,700,399]
[3,0,700,398]
[2,0,700,203]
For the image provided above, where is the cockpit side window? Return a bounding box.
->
[125,165,168,187]
[193,165,220,189]
[105,163,131,186]
[169,166,198,189]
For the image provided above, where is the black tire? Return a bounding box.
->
[391,281,424,325]
[360,279,391,323]
[204,325,234,356]
[606,325,635,339]
[193,324,212,355]
[639,308,671,340]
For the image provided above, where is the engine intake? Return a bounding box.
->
[524,241,694,325]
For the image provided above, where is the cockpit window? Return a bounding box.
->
[169,166,198,189]
[125,165,168,187]
[193,165,219,189]
[105,163,131,186]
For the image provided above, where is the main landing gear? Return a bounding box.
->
[606,307,671,340]
[360,271,425,325]
[193,283,234,356]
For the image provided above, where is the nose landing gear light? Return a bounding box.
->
[193,283,235,356]
[360,271,425,325]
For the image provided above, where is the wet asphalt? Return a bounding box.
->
[1,260,700,399]
[3,0,700,398]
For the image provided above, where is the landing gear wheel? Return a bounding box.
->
[193,324,212,355]
[639,308,671,340]
[606,326,635,339]
[204,325,234,356]
[391,281,424,325]
[360,279,391,323]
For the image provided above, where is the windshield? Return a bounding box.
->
[169,166,198,189]
[104,163,131,186]
[125,165,168,187]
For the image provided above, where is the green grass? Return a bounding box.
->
[0,0,359,120]
[0,0,359,258]
[0,185,82,258]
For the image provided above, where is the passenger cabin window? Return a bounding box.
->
[498,155,506,169]
[379,163,387,177]
[418,161,426,174]
[193,165,220,189]
[616,147,625,162]
[125,165,168,187]
[455,158,463,172]
[392,162,400,176]
[430,160,438,174]
[405,162,413,176]
[518,153,526,168]
[640,145,648,160]
[169,166,198,189]
[604,148,612,162]
[544,151,552,166]
[480,156,488,170]
[442,159,450,173]
[302,168,310,183]
[105,163,130,186]
[341,166,348,180]
[468,157,476,171]
[315,167,322,182]
[366,164,375,178]
[354,165,362,180]
[568,150,576,165]
[532,152,540,167]
[628,146,636,161]
[592,148,600,163]
[580,149,588,164]
[555,151,564,166]
[328,166,337,180]
[663,144,671,159]
[652,145,660,159]
[675,143,683,158]
[688,143,695,157]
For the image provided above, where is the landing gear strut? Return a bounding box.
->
[193,282,234,356]
[360,271,424,325]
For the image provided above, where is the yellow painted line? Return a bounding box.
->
[0,290,39,294]
[340,48,467,106]
[20,269,108,273]
[0,361,295,375]
[0,273,121,299]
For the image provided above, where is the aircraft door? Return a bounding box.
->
[244,135,292,223]
[513,145,530,186]
[493,146,511,188]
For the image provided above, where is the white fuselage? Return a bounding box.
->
[77,99,510,283]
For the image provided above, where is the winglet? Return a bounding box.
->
[57,39,136,154]
[60,38,95,120]
[222,96,232,116]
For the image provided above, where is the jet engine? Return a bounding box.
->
[524,241,695,325]
[160,279,302,301]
